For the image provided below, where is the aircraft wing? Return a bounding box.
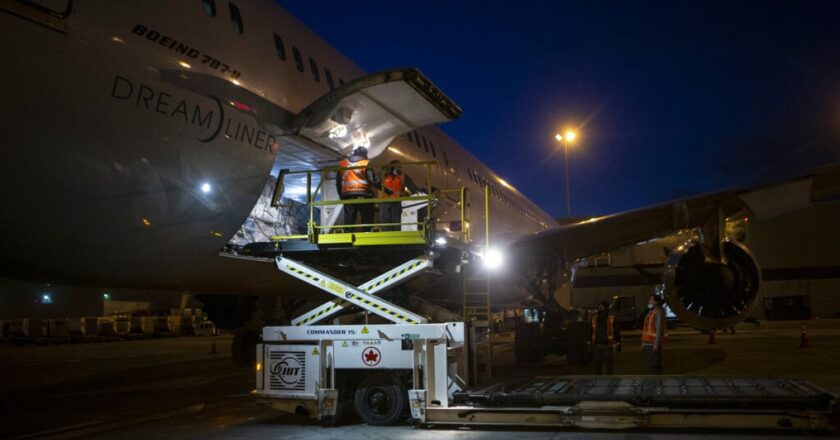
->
[508,162,840,263]
[503,162,840,331]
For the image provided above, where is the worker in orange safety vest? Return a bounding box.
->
[336,147,379,230]
[591,300,622,374]
[380,160,418,231]
[641,294,668,374]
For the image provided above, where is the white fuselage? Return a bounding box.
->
[0,0,556,294]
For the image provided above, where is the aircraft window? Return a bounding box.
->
[202,0,216,17]
[309,58,320,82]
[292,46,304,72]
[229,2,244,34]
[429,141,437,158]
[273,34,286,60]
[325,68,335,90]
[421,136,429,153]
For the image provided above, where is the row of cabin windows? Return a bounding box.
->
[202,0,243,33]
[466,167,542,226]
[275,34,341,89]
[201,1,343,91]
[405,131,454,172]
[408,129,545,228]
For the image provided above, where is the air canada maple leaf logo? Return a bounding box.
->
[362,347,381,366]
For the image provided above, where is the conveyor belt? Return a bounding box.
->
[453,376,836,411]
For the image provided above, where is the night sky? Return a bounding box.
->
[280,1,840,219]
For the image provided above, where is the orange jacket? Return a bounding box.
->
[591,314,615,345]
[383,174,403,199]
[339,158,372,195]
[642,308,668,344]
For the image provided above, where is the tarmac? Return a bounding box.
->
[1,319,838,439]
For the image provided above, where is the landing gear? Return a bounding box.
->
[353,374,407,426]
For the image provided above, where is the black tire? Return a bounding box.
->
[231,328,259,367]
[514,322,544,364]
[354,374,407,426]
[566,321,590,366]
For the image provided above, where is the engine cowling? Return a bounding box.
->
[663,240,760,331]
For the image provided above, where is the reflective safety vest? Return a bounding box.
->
[591,314,615,345]
[339,158,371,195]
[642,308,668,344]
[383,174,403,199]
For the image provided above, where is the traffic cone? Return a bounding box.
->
[799,323,810,348]
[708,330,717,344]
[209,337,217,354]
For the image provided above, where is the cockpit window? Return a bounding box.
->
[309,58,320,83]
[229,2,244,34]
[273,34,286,60]
[292,46,304,72]
[201,0,216,17]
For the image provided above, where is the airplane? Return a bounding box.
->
[1,0,838,364]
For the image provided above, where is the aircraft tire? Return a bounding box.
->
[354,373,407,426]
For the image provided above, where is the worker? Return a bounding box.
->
[591,300,621,375]
[381,160,418,231]
[640,294,667,374]
[336,146,379,230]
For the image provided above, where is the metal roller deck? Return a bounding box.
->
[419,376,840,431]
[454,376,835,410]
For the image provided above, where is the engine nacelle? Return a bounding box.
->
[663,240,761,331]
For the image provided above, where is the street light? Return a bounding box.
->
[554,130,577,217]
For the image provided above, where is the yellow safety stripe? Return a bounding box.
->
[286,264,418,325]
[365,260,424,291]
[294,302,344,326]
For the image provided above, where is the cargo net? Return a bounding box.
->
[226,173,316,253]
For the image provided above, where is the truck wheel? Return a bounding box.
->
[566,321,590,366]
[354,374,407,426]
[514,322,543,364]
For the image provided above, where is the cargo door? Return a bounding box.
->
[285,67,462,159]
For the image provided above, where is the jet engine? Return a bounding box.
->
[662,239,760,331]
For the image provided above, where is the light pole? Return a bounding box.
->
[554,130,577,217]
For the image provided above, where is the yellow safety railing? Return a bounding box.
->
[268,161,472,247]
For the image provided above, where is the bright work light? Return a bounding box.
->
[483,248,504,270]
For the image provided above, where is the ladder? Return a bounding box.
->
[463,184,492,326]
[462,267,490,325]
